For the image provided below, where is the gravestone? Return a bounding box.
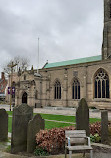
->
[27,114,45,153]
[11,104,33,153]
[101,110,108,144]
[76,98,90,136]
[0,109,8,141]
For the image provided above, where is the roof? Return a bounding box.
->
[44,55,102,69]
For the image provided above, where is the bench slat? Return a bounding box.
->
[68,138,86,144]
[65,130,86,138]
[66,145,93,151]
[65,130,86,134]
[66,133,86,138]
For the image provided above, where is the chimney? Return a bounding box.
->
[1,72,5,80]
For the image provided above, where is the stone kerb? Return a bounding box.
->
[27,114,45,153]
[11,104,33,154]
[0,109,8,141]
[76,98,90,136]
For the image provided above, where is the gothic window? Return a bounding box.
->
[54,80,61,99]
[94,69,109,98]
[72,78,80,99]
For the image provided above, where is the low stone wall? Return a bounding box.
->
[92,143,111,153]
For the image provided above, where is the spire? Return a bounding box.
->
[102,0,111,59]
[31,65,34,71]
[30,65,34,74]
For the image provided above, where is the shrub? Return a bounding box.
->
[34,147,49,156]
[36,126,75,155]
[89,122,101,136]
[90,133,101,143]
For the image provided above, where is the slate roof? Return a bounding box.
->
[44,55,102,69]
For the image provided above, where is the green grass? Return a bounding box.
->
[7,111,101,123]
[5,145,11,153]
[35,113,101,123]
[7,111,101,133]
[36,113,76,123]
[8,117,12,133]
[8,117,73,133]
[45,121,74,129]
[7,111,13,116]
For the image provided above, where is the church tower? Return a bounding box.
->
[102,0,111,59]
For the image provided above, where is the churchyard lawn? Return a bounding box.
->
[7,111,101,133]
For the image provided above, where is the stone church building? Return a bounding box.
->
[8,0,111,109]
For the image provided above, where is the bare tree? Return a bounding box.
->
[2,56,30,77]
[14,56,29,71]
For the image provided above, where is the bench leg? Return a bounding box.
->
[65,148,67,158]
[90,150,93,158]
[83,151,85,157]
[69,151,72,158]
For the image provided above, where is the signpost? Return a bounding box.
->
[8,62,17,111]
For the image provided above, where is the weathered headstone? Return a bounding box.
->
[11,104,33,153]
[101,110,108,144]
[0,109,8,141]
[27,114,45,153]
[76,98,90,136]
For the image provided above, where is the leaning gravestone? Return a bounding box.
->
[11,104,33,153]
[0,109,8,141]
[101,110,108,144]
[27,114,45,153]
[76,98,90,136]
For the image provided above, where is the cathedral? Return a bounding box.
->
[8,0,111,109]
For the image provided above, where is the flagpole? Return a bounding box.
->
[37,37,39,74]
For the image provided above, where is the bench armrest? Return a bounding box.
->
[66,137,71,146]
[86,137,91,146]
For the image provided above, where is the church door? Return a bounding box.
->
[22,92,27,104]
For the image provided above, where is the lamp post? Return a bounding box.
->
[8,62,17,111]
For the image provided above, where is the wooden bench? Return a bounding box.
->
[65,130,93,158]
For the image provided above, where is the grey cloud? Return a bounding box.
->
[0,0,103,74]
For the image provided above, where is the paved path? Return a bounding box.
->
[34,107,111,120]
[0,151,111,158]
[0,104,111,120]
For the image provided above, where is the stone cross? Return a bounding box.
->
[76,98,90,136]
[0,109,8,141]
[27,114,45,153]
[101,110,108,144]
[11,104,33,153]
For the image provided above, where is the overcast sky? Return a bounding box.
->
[0,0,103,75]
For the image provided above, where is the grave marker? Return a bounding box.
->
[101,110,108,144]
[11,104,33,153]
[0,109,8,141]
[27,114,45,153]
[76,98,90,136]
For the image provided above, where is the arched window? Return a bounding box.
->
[54,80,61,99]
[94,69,109,98]
[72,78,80,99]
